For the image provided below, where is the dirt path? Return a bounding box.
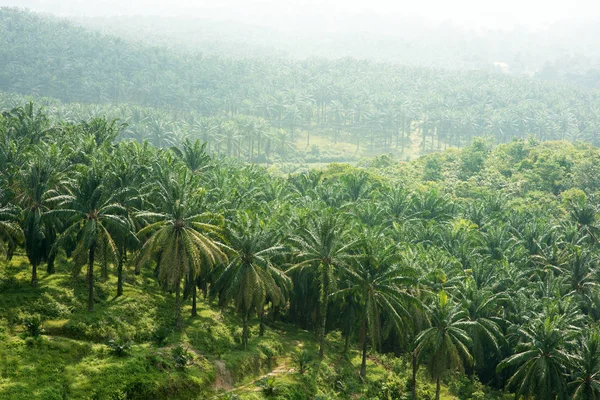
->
[214,356,295,397]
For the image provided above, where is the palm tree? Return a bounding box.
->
[498,315,574,400]
[17,157,60,285]
[456,278,507,378]
[288,212,358,357]
[213,213,290,349]
[171,138,211,174]
[414,291,473,400]
[570,329,600,400]
[0,204,23,259]
[50,167,131,312]
[136,168,226,326]
[333,241,418,378]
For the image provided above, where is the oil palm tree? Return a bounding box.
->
[18,157,60,285]
[136,168,226,326]
[0,204,23,259]
[50,167,131,312]
[570,329,600,400]
[213,213,290,349]
[333,241,418,378]
[288,211,358,357]
[456,278,508,379]
[414,291,473,400]
[498,315,574,400]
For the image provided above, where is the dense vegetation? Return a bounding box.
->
[3,6,600,400]
[3,102,600,399]
[3,7,600,161]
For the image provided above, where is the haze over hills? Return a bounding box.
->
[70,14,600,78]
[2,6,600,169]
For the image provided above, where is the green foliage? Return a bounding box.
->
[292,349,313,374]
[6,100,600,400]
[171,345,193,370]
[22,314,44,338]
[107,338,133,357]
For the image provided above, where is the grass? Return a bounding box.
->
[0,254,503,399]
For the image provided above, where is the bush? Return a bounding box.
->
[292,349,313,374]
[107,338,132,357]
[171,345,192,370]
[258,377,280,397]
[152,325,172,347]
[448,375,486,400]
[23,314,44,337]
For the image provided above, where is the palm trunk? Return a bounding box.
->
[344,330,351,353]
[360,316,368,379]
[31,261,38,287]
[116,246,125,297]
[259,308,265,336]
[242,312,249,350]
[46,252,55,274]
[319,272,329,358]
[175,281,182,330]
[191,285,197,317]
[411,351,418,400]
[435,375,441,400]
[360,334,368,379]
[87,246,95,312]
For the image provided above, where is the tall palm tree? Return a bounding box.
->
[50,167,131,312]
[213,213,290,349]
[18,157,60,285]
[456,278,508,378]
[414,291,473,400]
[136,168,226,326]
[171,138,211,174]
[333,241,418,378]
[288,211,358,357]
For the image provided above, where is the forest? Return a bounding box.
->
[2,5,600,400]
[2,8,600,163]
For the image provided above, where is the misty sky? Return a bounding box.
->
[3,0,600,32]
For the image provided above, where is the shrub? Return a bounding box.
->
[23,314,44,337]
[107,338,132,357]
[258,377,280,397]
[171,345,192,370]
[292,349,312,374]
[152,326,172,347]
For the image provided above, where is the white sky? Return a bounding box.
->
[4,0,600,31]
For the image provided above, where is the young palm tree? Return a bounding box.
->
[414,291,473,400]
[288,211,358,357]
[136,168,226,327]
[50,167,131,312]
[213,213,290,349]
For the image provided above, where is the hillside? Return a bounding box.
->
[3,104,600,399]
[3,6,600,400]
[2,8,600,162]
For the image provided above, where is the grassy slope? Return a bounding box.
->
[0,254,504,400]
